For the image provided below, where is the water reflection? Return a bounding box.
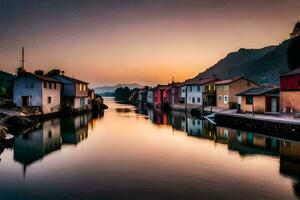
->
[137,104,300,199]
[1,99,300,199]
[13,112,98,176]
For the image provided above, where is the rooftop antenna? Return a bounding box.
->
[172,76,174,84]
[21,47,25,70]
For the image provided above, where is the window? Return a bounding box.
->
[48,130,52,138]
[224,95,229,104]
[197,97,201,103]
[44,81,47,88]
[190,86,192,92]
[79,84,82,91]
[218,95,222,101]
[197,86,200,91]
[54,83,56,89]
[49,82,52,89]
[83,84,86,91]
[192,97,195,103]
[48,96,52,104]
[246,96,253,105]
[247,82,250,86]
[298,80,300,87]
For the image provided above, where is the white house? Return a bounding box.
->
[147,89,153,104]
[13,72,61,114]
[180,77,219,107]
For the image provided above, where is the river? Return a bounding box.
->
[0,97,299,200]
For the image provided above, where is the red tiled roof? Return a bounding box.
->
[215,76,258,86]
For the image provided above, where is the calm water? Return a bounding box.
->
[0,97,300,200]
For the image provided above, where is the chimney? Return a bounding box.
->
[34,70,44,76]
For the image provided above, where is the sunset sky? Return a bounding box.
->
[0,0,299,87]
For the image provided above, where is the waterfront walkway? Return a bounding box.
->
[218,109,300,125]
[170,103,227,113]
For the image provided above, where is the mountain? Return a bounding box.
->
[197,39,292,85]
[93,83,143,95]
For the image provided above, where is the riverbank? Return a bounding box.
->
[215,110,300,139]
[135,101,300,140]
[0,98,108,142]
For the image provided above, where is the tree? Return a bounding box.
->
[287,35,300,70]
[290,21,300,38]
[114,87,132,102]
[287,22,300,70]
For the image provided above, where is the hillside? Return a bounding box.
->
[198,39,291,84]
[0,70,14,97]
[93,83,143,95]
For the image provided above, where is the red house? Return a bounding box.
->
[153,85,169,109]
[280,68,300,113]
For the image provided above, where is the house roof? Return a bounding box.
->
[153,85,171,91]
[185,78,219,86]
[53,74,89,84]
[281,68,300,77]
[14,72,61,83]
[215,76,257,85]
[236,86,279,96]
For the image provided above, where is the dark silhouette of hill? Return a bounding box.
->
[198,39,292,85]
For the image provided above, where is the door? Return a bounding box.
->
[22,96,29,107]
[271,97,278,112]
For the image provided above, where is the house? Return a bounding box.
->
[147,89,154,104]
[51,74,89,111]
[180,77,219,107]
[236,86,280,114]
[138,89,148,103]
[13,72,61,114]
[280,68,300,113]
[166,83,182,106]
[153,85,169,109]
[215,76,258,109]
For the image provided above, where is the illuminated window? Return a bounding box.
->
[79,84,82,91]
[83,84,86,91]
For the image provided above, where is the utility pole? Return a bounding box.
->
[21,47,25,70]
